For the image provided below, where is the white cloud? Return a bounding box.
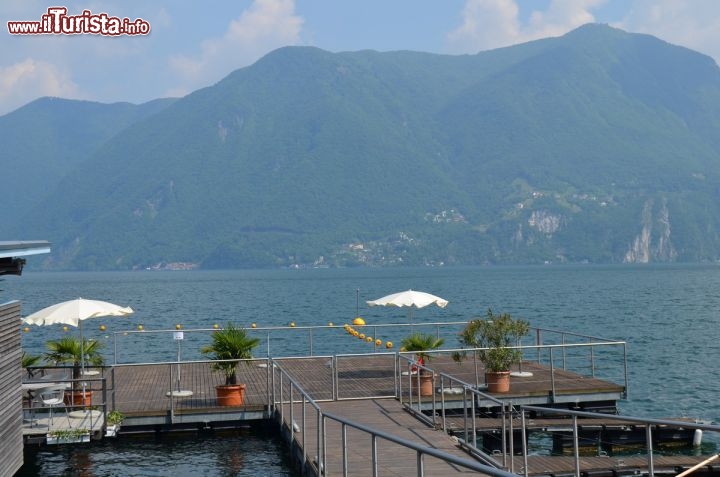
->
[446,0,605,54]
[617,0,720,63]
[0,59,82,114]
[168,0,303,95]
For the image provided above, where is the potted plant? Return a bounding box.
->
[105,410,124,437]
[455,309,529,393]
[46,427,90,445]
[400,332,444,396]
[45,336,104,406]
[201,323,260,406]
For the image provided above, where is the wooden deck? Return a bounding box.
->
[106,354,624,420]
[24,355,715,475]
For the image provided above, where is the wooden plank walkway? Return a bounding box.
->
[277,398,485,476]
[31,356,712,475]
[275,399,708,476]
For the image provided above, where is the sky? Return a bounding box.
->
[2,0,720,116]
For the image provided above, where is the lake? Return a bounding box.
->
[4,264,720,475]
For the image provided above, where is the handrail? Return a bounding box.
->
[21,375,109,435]
[397,339,628,401]
[271,357,518,476]
[321,409,519,477]
[109,320,625,364]
[518,405,720,477]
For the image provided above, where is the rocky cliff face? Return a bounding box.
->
[624,199,677,263]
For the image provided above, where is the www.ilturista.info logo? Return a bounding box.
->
[7,7,150,36]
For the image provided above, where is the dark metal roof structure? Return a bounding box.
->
[0,241,51,276]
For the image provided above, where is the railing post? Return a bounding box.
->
[416,450,424,477]
[501,402,507,468]
[440,375,447,432]
[536,329,541,363]
[279,371,284,427]
[101,376,108,425]
[549,347,556,401]
[290,385,295,455]
[302,394,307,469]
[509,402,514,474]
[309,328,313,356]
[394,352,399,399]
[561,334,567,370]
[111,366,116,411]
[332,355,338,400]
[431,372,437,428]
[471,391,477,452]
[521,409,529,477]
[463,386,469,445]
[342,421,348,477]
[646,424,655,477]
[623,343,629,399]
[573,415,580,477]
[322,414,327,477]
[590,343,596,377]
[168,363,175,423]
[266,358,272,414]
[372,434,378,477]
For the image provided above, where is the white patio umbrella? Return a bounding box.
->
[367,289,448,324]
[23,298,133,379]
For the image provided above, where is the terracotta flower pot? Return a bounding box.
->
[486,371,511,393]
[411,372,435,396]
[65,390,92,407]
[216,384,246,406]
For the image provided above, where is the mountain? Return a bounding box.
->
[6,24,720,270]
[1,97,177,226]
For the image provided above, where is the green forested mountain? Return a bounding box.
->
[1,97,177,226]
[6,24,720,270]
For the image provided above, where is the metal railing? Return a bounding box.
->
[270,358,518,477]
[517,406,720,477]
[21,370,109,435]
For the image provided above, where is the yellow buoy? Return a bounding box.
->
[137,324,144,331]
[99,324,106,331]
[386,341,393,349]
[175,324,182,330]
[63,326,69,332]
[22,327,30,333]
[359,333,365,339]
[213,323,220,329]
[251,323,257,328]
[375,339,382,346]
[366,337,373,343]
[328,322,334,327]
[353,317,365,326]
[290,322,296,327]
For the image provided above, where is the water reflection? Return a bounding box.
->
[17,425,297,477]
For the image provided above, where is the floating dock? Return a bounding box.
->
[22,350,720,476]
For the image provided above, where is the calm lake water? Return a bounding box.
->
[4,264,720,475]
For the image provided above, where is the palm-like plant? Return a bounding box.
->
[201,323,260,386]
[45,336,105,392]
[455,309,529,372]
[401,332,445,365]
[22,351,43,378]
